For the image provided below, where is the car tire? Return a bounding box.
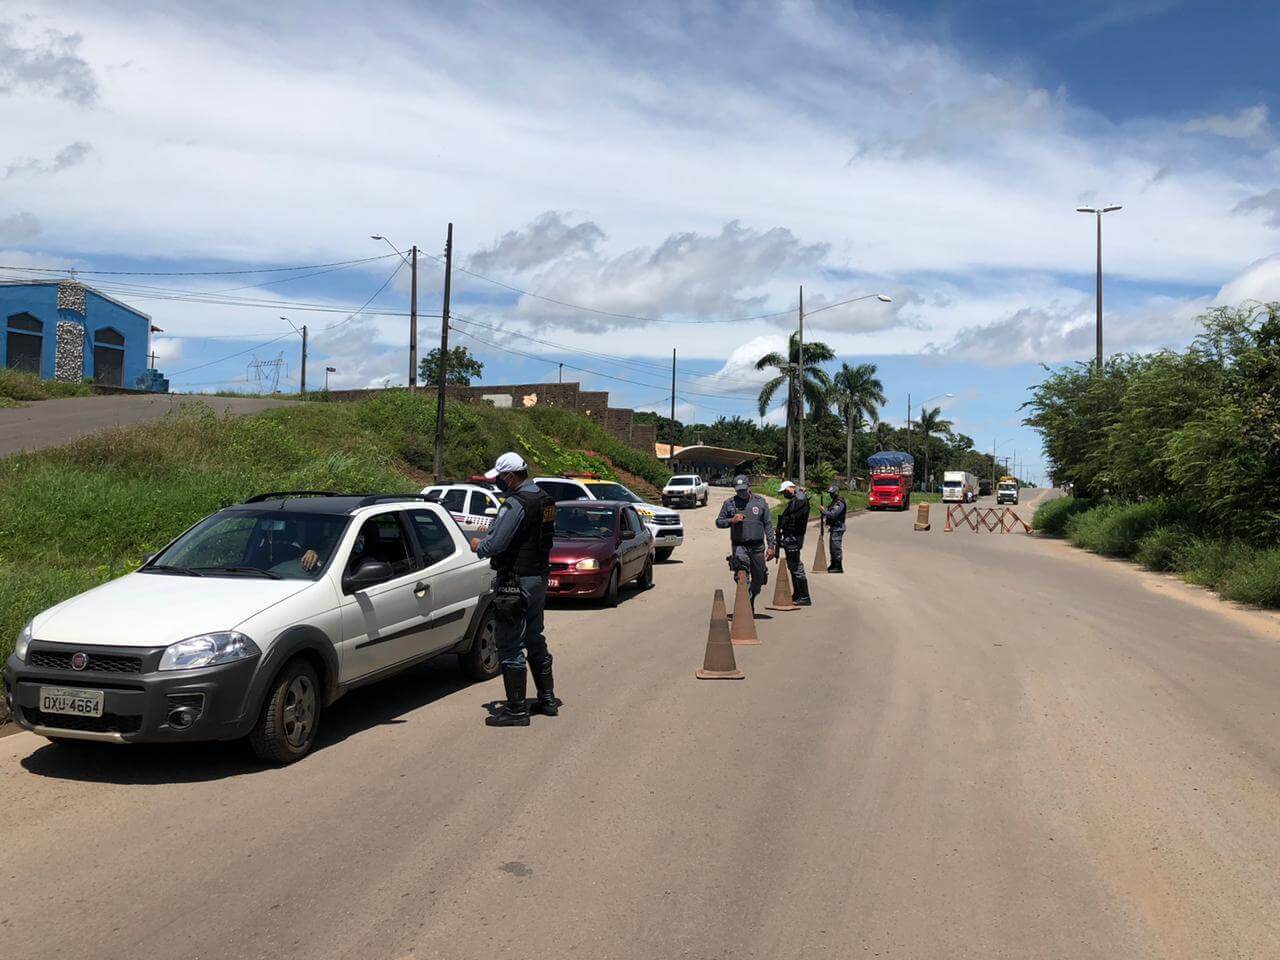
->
[639,556,654,590]
[604,568,620,607]
[250,658,321,765]
[458,606,500,681]
[655,547,674,562]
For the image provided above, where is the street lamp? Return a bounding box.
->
[1076,204,1122,370]
[325,366,336,391]
[370,234,419,392]
[907,391,952,492]
[280,316,307,395]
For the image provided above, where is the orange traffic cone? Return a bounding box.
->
[766,552,798,611]
[729,570,761,645]
[696,589,744,680]
[812,527,828,573]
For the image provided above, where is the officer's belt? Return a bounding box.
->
[737,540,765,548]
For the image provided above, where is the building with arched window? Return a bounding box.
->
[0,280,165,390]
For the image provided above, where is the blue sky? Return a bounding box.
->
[3,1,1279,484]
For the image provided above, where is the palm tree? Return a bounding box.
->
[831,362,886,489]
[916,406,953,493]
[873,420,895,451]
[755,331,835,475]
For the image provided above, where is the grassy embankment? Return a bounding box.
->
[0,391,670,662]
[0,369,93,407]
[1033,496,1280,608]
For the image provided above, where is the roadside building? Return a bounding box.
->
[655,442,772,480]
[0,280,167,390]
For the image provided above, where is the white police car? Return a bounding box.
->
[421,479,506,534]
[3,492,499,764]
[532,474,684,561]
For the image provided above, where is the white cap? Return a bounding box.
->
[484,451,528,479]
[778,480,796,493]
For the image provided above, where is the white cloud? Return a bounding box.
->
[0,215,41,244]
[1215,253,1280,304]
[4,141,93,179]
[0,20,97,105]
[1183,104,1269,140]
[149,336,183,365]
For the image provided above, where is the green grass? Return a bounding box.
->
[0,368,92,401]
[0,394,671,661]
[1043,498,1280,610]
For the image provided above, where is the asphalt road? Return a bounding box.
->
[0,394,297,457]
[3,489,1280,959]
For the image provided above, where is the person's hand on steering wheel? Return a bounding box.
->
[300,549,320,572]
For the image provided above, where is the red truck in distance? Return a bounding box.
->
[866,451,914,511]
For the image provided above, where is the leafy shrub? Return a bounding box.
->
[1134,526,1191,571]
[1219,549,1280,607]
[1065,499,1182,557]
[0,368,92,401]
[1032,495,1092,535]
[1175,537,1259,590]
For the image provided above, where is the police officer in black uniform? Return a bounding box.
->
[776,480,813,605]
[471,452,558,727]
[715,475,776,611]
[820,483,847,573]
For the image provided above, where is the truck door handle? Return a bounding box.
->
[414,581,429,598]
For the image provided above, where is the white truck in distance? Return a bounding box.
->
[942,471,978,503]
[661,475,709,508]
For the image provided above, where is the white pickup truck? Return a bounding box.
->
[661,474,709,508]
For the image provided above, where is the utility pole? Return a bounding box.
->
[906,392,912,485]
[409,245,418,392]
[558,362,563,384]
[670,348,677,455]
[797,286,806,485]
[434,223,453,482]
[300,324,307,395]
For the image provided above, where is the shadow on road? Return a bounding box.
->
[19,655,480,785]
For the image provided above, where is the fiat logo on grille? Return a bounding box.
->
[70,652,89,671]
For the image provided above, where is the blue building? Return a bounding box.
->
[0,280,167,390]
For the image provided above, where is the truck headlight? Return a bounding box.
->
[575,558,600,571]
[159,632,260,671]
[14,621,33,663]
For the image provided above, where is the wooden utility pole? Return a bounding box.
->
[300,324,307,395]
[433,224,453,482]
[797,285,806,486]
[409,245,418,392]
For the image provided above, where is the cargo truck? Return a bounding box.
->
[866,451,914,511]
[996,476,1019,505]
[942,470,978,503]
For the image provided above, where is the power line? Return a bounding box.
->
[169,333,294,378]
[0,252,401,278]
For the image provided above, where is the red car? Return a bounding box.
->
[547,501,655,606]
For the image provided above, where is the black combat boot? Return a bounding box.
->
[827,563,843,574]
[793,583,813,606]
[531,662,559,716]
[486,666,531,727]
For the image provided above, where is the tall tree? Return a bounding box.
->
[831,361,886,489]
[754,331,835,475]
[418,345,484,387]
[916,405,953,492]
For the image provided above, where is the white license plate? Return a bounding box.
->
[39,686,104,718]
[548,578,560,588]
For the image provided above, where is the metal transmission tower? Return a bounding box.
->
[246,353,287,393]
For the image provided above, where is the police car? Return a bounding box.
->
[532,473,684,561]
[421,479,507,534]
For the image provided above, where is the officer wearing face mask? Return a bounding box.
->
[715,474,776,612]
[820,483,847,573]
[776,480,812,606]
[470,452,557,727]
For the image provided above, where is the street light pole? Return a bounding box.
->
[325,366,336,391]
[797,285,805,486]
[370,234,419,391]
[1077,204,1122,370]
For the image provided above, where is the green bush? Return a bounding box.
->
[0,368,92,401]
[1219,549,1280,607]
[1032,495,1092,536]
[1065,499,1182,557]
[1134,526,1191,571]
[1175,537,1258,590]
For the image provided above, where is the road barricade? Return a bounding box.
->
[943,505,1032,534]
[913,502,931,531]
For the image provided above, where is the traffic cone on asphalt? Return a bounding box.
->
[766,553,798,611]
[812,528,828,574]
[696,589,744,680]
[729,571,762,644]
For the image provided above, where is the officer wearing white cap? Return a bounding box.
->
[820,483,847,573]
[715,474,775,611]
[470,452,558,727]
[776,480,812,605]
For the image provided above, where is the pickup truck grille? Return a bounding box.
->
[653,514,680,526]
[27,651,143,674]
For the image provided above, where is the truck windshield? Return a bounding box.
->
[668,478,694,486]
[585,482,643,503]
[872,477,900,487]
[943,481,961,487]
[147,510,350,580]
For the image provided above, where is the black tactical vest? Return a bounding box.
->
[493,485,556,576]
